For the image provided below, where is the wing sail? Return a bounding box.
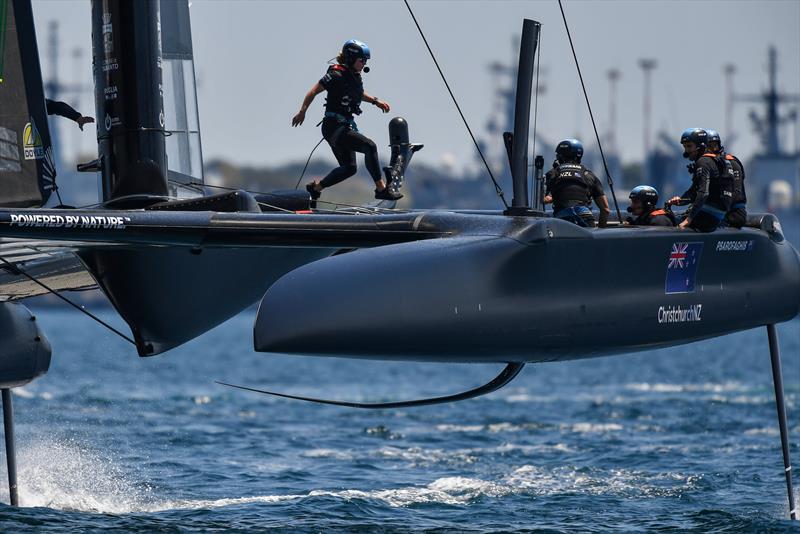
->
[0,0,56,207]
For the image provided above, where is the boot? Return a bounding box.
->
[305,183,321,201]
[375,187,403,201]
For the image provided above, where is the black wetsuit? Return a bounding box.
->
[626,208,675,227]
[545,162,605,227]
[45,99,81,121]
[317,64,381,188]
[677,153,732,232]
[723,153,747,229]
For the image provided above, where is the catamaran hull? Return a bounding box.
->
[78,246,335,356]
[254,214,800,363]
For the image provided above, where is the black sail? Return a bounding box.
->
[0,0,56,207]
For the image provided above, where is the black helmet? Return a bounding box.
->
[555,139,583,163]
[705,129,723,152]
[680,128,707,159]
[342,39,371,66]
[629,185,659,209]
[680,127,708,146]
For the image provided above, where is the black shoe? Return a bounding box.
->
[375,187,403,201]
[305,183,321,200]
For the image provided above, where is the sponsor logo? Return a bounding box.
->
[101,58,119,72]
[22,119,44,160]
[665,242,703,294]
[104,85,118,101]
[658,304,702,324]
[104,113,121,131]
[8,213,129,230]
[716,240,753,252]
[102,12,113,54]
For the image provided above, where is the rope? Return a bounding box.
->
[294,137,325,190]
[557,0,623,223]
[403,0,508,209]
[0,256,136,345]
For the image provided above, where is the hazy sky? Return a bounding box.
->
[33,0,800,172]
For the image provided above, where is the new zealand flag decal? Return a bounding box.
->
[665,242,703,294]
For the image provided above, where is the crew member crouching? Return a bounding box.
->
[544,139,610,228]
[625,185,675,226]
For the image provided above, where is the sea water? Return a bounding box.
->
[0,308,797,533]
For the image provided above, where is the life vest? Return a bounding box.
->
[698,153,734,211]
[724,153,747,208]
[629,208,676,227]
[648,208,676,226]
[322,64,364,118]
[549,163,593,204]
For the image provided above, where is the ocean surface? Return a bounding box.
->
[0,308,797,533]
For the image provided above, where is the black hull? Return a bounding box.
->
[255,213,800,363]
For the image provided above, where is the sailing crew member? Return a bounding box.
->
[625,185,675,226]
[667,128,733,232]
[706,129,747,229]
[45,99,94,130]
[544,139,610,228]
[292,39,401,202]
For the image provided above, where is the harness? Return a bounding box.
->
[698,203,727,220]
[323,111,358,131]
[554,205,593,227]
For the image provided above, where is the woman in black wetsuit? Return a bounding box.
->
[292,39,401,201]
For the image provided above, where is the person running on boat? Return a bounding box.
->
[543,139,610,228]
[292,39,401,202]
[706,129,747,229]
[625,185,675,226]
[667,128,733,232]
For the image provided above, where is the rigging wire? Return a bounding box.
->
[294,137,325,190]
[530,28,542,207]
[0,256,136,345]
[557,0,623,223]
[403,0,509,209]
